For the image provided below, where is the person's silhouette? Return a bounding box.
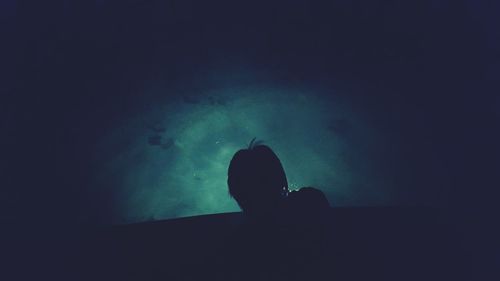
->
[227,138,330,221]
[222,139,331,280]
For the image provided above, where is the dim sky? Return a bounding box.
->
[1,0,498,225]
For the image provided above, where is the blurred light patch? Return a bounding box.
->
[92,81,394,224]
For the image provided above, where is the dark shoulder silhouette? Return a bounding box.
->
[286,187,330,220]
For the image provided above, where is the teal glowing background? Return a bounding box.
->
[90,71,407,224]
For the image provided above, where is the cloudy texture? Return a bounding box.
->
[89,72,406,224]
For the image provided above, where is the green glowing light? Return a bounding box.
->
[93,84,390,223]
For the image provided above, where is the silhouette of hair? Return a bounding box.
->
[227,139,288,214]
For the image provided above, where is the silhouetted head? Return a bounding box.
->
[227,139,288,215]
